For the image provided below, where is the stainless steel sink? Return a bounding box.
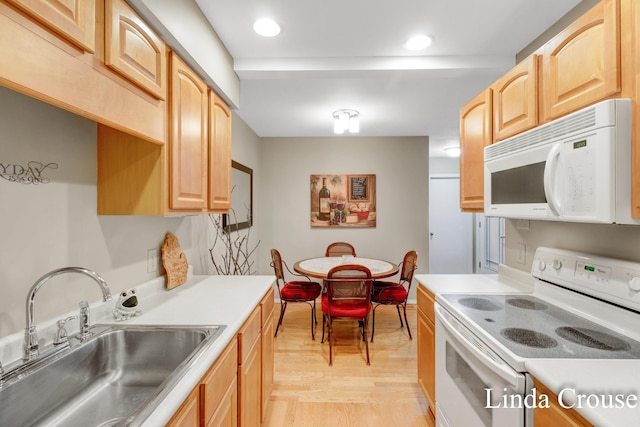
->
[0,324,225,427]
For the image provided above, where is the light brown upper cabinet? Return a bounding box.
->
[459,89,492,212]
[492,54,538,142]
[1,0,166,144]
[97,53,232,216]
[208,92,232,212]
[169,52,209,211]
[541,0,621,122]
[5,0,96,52]
[105,0,167,100]
[631,0,640,218]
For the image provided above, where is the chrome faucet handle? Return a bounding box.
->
[79,301,92,340]
[53,315,77,346]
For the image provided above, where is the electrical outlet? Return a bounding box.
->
[516,243,526,265]
[147,248,159,273]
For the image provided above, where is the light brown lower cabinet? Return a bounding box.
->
[237,307,262,427]
[167,287,275,427]
[167,387,200,427]
[260,288,275,423]
[417,285,436,426]
[533,379,593,427]
[166,337,238,427]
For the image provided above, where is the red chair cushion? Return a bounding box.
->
[321,295,371,318]
[373,280,398,288]
[281,281,322,300]
[372,284,408,303]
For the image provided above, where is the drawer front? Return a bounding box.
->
[238,306,261,364]
[260,287,275,325]
[417,285,436,324]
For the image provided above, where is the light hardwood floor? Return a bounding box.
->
[263,302,431,426]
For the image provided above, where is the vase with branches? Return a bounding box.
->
[208,207,260,275]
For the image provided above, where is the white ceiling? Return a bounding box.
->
[194,0,582,157]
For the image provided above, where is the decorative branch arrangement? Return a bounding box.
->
[208,207,260,275]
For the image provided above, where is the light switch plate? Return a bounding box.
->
[516,243,526,265]
[147,248,159,273]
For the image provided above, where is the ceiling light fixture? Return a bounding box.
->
[333,109,360,134]
[404,34,432,51]
[253,18,281,37]
[444,146,461,157]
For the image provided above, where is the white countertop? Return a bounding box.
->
[415,264,534,295]
[0,273,275,427]
[416,266,640,427]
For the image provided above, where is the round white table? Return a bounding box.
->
[293,256,398,279]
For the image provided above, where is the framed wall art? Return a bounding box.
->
[310,174,376,228]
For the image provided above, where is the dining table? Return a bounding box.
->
[293,255,399,280]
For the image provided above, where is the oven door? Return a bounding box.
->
[435,304,532,427]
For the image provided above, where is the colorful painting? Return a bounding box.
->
[310,174,376,228]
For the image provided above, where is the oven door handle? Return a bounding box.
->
[435,304,524,390]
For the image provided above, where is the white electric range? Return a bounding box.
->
[434,247,640,427]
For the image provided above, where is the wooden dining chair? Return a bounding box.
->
[370,250,418,342]
[325,241,356,257]
[270,249,323,340]
[321,264,373,366]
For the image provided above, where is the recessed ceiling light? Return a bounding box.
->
[404,35,432,51]
[253,18,281,37]
[444,147,461,157]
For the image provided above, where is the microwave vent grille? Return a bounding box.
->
[485,107,597,160]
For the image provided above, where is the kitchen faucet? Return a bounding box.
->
[23,267,112,361]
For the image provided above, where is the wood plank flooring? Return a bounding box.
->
[263,302,431,426]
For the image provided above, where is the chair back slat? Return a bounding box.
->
[325,242,357,257]
[326,264,372,308]
[270,248,285,284]
[400,250,418,289]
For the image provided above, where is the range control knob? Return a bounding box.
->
[552,259,562,271]
[629,277,640,292]
[538,260,546,271]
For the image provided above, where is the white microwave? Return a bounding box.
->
[484,98,638,224]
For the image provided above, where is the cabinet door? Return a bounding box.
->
[170,52,208,211]
[202,339,238,426]
[417,286,436,421]
[260,288,275,422]
[207,376,238,427]
[105,0,167,100]
[166,387,199,427]
[492,54,538,142]
[459,89,492,212]
[208,91,232,212]
[533,379,593,427]
[238,335,262,427]
[541,0,620,122]
[6,0,95,52]
[632,0,640,218]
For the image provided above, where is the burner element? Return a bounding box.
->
[506,298,549,311]
[458,297,503,311]
[555,327,631,351]
[501,328,558,348]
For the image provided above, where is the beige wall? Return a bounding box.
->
[505,219,640,273]
[257,136,430,299]
[0,87,262,340]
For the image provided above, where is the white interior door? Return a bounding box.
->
[428,175,473,273]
